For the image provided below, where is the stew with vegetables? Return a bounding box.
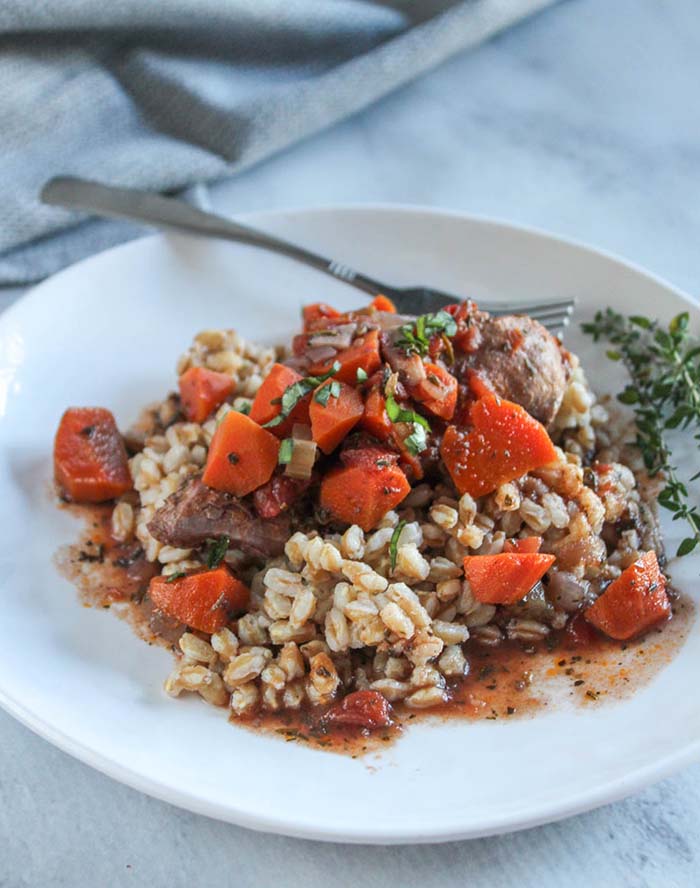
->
[54,294,686,751]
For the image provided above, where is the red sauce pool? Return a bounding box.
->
[55,500,694,757]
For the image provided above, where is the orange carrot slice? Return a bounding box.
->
[463,552,555,605]
[309,381,364,454]
[584,551,670,640]
[320,462,410,531]
[179,367,235,423]
[149,567,249,633]
[54,407,132,503]
[441,394,557,498]
[202,411,279,496]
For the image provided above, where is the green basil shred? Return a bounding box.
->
[278,438,294,464]
[313,379,342,407]
[389,520,407,571]
[385,393,431,455]
[205,535,230,569]
[165,570,187,583]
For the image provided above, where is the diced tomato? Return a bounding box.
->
[340,443,400,469]
[563,614,600,649]
[444,301,482,353]
[503,537,542,554]
[408,363,458,420]
[252,474,311,519]
[325,690,393,729]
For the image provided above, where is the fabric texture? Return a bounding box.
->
[0,0,559,285]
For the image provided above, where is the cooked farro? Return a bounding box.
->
[54,296,673,742]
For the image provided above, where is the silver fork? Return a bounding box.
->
[41,177,575,336]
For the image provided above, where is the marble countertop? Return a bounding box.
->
[2,0,699,884]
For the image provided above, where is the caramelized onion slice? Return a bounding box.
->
[284,424,317,480]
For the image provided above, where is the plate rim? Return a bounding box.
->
[1,202,699,844]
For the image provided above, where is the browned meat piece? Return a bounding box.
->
[147,476,289,556]
[466,315,571,426]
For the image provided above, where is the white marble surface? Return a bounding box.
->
[2,0,700,884]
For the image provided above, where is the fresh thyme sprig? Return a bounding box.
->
[582,308,700,557]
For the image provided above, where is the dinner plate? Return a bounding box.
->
[0,205,698,844]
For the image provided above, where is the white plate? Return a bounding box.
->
[0,206,698,844]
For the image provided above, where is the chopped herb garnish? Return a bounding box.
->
[396,311,457,356]
[235,401,251,415]
[278,437,294,464]
[313,379,342,407]
[356,367,368,382]
[385,395,430,429]
[583,308,700,557]
[385,394,431,455]
[404,423,429,456]
[263,362,341,428]
[205,535,230,569]
[389,519,407,571]
[166,570,187,583]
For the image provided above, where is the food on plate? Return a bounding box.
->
[55,298,680,745]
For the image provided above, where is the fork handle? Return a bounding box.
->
[41,177,386,298]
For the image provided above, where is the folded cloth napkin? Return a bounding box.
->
[0,0,558,285]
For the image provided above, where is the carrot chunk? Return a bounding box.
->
[369,294,397,313]
[409,362,458,420]
[149,567,249,633]
[309,381,364,454]
[178,367,235,424]
[361,387,392,440]
[309,329,382,384]
[584,551,670,640]
[503,536,542,554]
[320,462,410,531]
[303,302,341,330]
[249,363,311,437]
[54,407,132,503]
[359,387,425,480]
[463,552,555,605]
[440,394,557,498]
[202,411,279,496]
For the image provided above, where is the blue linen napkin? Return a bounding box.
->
[0,0,558,285]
